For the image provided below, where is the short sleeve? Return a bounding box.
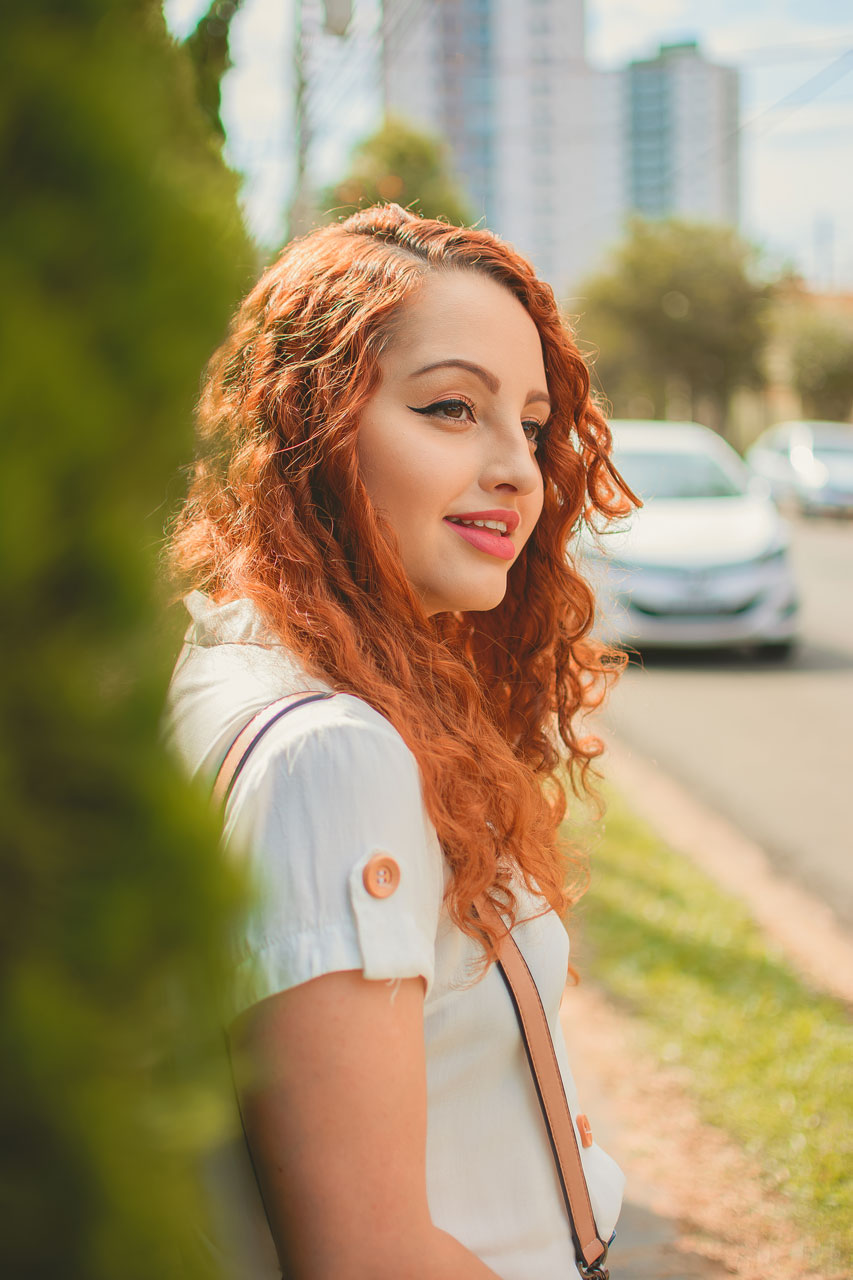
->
[221,696,445,1019]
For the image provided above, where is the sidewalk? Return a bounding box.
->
[604,734,853,1006]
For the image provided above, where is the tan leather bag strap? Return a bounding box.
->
[475,896,610,1279]
[214,696,609,1278]
[212,691,334,810]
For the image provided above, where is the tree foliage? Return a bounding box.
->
[1,2,254,1276]
[790,312,853,421]
[576,218,773,435]
[322,117,473,226]
[183,0,246,139]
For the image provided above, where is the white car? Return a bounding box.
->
[745,420,853,516]
[584,420,799,654]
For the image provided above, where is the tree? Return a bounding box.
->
[321,117,473,226]
[791,312,853,421]
[183,0,247,139]
[0,3,254,1276]
[576,218,773,435]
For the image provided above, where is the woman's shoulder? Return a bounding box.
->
[168,598,446,1010]
[230,691,424,836]
[166,591,424,807]
[168,593,368,763]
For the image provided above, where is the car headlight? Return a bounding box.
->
[791,446,829,489]
[756,546,789,567]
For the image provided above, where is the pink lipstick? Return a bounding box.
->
[443,509,519,561]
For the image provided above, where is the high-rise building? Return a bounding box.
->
[626,41,739,225]
[381,9,740,292]
[381,0,624,294]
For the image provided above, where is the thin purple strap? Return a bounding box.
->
[212,691,334,808]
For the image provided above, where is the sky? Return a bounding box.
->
[165,0,853,288]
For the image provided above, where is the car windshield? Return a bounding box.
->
[615,449,747,500]
[814,445,853,463]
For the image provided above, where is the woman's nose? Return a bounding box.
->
[483,421,542,496]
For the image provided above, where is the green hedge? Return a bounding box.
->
[0,4,256,1276]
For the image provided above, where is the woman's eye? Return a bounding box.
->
[410,398,475,423]
[409,400,545,447]
[523,420,545,448]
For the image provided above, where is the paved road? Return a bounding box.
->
[602,516,853,931]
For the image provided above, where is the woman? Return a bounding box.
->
[167,204,633,1279]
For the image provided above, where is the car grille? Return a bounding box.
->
[631,595,762,619]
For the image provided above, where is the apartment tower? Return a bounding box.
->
[626,41,739,224]
[381,0,624,294]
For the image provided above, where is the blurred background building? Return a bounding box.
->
[381,1,738,294]
[626,40,739,226]
[381,0,624,291]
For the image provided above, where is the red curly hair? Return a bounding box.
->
[168,204,634,961]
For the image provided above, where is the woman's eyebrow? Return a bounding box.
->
[410,358,550,408]
[411,358,500,392]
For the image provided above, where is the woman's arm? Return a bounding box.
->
[229,970,503,1280]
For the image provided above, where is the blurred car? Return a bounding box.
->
[745,420,853,516]
[584,420,799,654]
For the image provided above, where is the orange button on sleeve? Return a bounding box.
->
[362,852,401,898]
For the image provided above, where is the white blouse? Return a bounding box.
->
[166,591,624,1280]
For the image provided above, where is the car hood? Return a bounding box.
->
[596,496,784,567]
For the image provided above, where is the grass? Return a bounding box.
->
[567,788,853,1273]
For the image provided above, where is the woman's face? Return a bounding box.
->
[356,270,548,615]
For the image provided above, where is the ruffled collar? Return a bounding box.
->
[182,590,282,647]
